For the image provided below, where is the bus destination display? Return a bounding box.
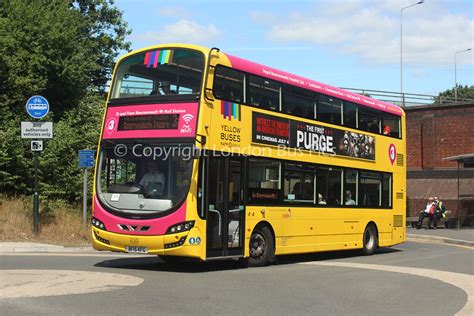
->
[118,114,179,131]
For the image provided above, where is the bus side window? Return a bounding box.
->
[283,84,316,120]
[359,107,381,134]
[382,112,401,138]
[343,101,358,129]
[213,66,244,103]
[318,95,342,125]
[317,167,342,206]
[248,75,280,111]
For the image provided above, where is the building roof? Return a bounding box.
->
[443,153,474,163]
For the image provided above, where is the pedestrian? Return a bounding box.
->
[433,196,446,229]
[416,197,434,229]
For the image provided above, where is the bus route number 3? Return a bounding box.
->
[388,144,396,165]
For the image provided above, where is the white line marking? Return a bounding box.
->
[0,270,144,299]
[300,261,474,316]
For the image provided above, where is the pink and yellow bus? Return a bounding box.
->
[92,43,406,266]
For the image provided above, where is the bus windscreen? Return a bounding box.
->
[110,48,204,99]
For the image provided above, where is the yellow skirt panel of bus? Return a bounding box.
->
[92,227,205,259]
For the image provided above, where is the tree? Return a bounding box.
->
[0,0,130,198]
[436,85,474,103]
[0,0,130,120]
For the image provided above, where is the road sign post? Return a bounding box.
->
[33,152,39,234]
[79,150,95,230]
[24,95,50,235]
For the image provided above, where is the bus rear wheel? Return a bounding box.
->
[362,224,378,255]
[248,226,274,267]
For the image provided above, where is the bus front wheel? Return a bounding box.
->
[248,226,274,267]
[362,224,378,255]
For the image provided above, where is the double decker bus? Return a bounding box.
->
[92,43,406,266]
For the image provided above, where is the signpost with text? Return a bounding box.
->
[23,95,51,235]
[79,150,95,230]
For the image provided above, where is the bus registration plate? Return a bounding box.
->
[126,246,148,254]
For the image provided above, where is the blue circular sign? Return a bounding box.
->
[26,95,49,119]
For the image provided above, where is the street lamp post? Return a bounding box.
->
[400,1,424,107]
[455,48,472,101]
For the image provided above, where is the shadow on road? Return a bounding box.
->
[94,247,401,273]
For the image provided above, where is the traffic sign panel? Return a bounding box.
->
[26,95,49,119]
[31,140,43,152]
[79,150,95,168]
[21,122,53,139]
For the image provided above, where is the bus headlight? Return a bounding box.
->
[166,221,195,234]
[91,217,107,230]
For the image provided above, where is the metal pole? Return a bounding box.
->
[457,161,460,229]
[400,9,403,106]
[83,168,88,231]
[455,48,472,101]
[400,1,424,107]
[33,151,39,235]
[455,52,458,101]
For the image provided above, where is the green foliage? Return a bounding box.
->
[436,85,474,102]
[40,94,105,201]
[0,0,130,201]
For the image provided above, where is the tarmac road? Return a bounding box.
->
[1,240,473,315]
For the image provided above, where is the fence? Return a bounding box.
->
[340,88,474,108]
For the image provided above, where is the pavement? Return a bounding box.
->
[406,227,474,247]
[0,228,472,254]
[0,242,95,254]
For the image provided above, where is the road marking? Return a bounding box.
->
[1,253,144,258]
[407,239,474,250]
[0,270,144,299]
[300,261,473,316]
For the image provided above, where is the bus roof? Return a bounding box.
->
[224,53,403,116]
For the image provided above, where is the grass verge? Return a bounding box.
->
[0,196,91,246]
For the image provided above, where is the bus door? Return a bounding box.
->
[206,156,245,258]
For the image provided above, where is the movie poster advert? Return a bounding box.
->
[252,112,290,146]
[252,112,375,160]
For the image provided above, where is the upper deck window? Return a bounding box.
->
[318,95,342,125]
[110,48,204,99]
[382,112,401,138]
[213,66,245,103]
[247,75,280,111]
[283,85,316,120]
[359,107,381,133]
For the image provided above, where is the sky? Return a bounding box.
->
[114,0,473,97]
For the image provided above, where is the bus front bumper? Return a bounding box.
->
[92,227,203,258]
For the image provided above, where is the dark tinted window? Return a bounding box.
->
[318,95,342,124]
[283,85,316,119]
[317,167,342,206]
[213,66,244,103]
[382,173,391,207]
[284,163,316,203]
[343,102,358,128]
[382,112,401,138]
[344,169,358,206]
[359,107,381,133]
[248,75,280,111]
[359,172,381,207]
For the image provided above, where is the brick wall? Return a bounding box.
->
[406,104,474,169]
[406,103,474,225]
